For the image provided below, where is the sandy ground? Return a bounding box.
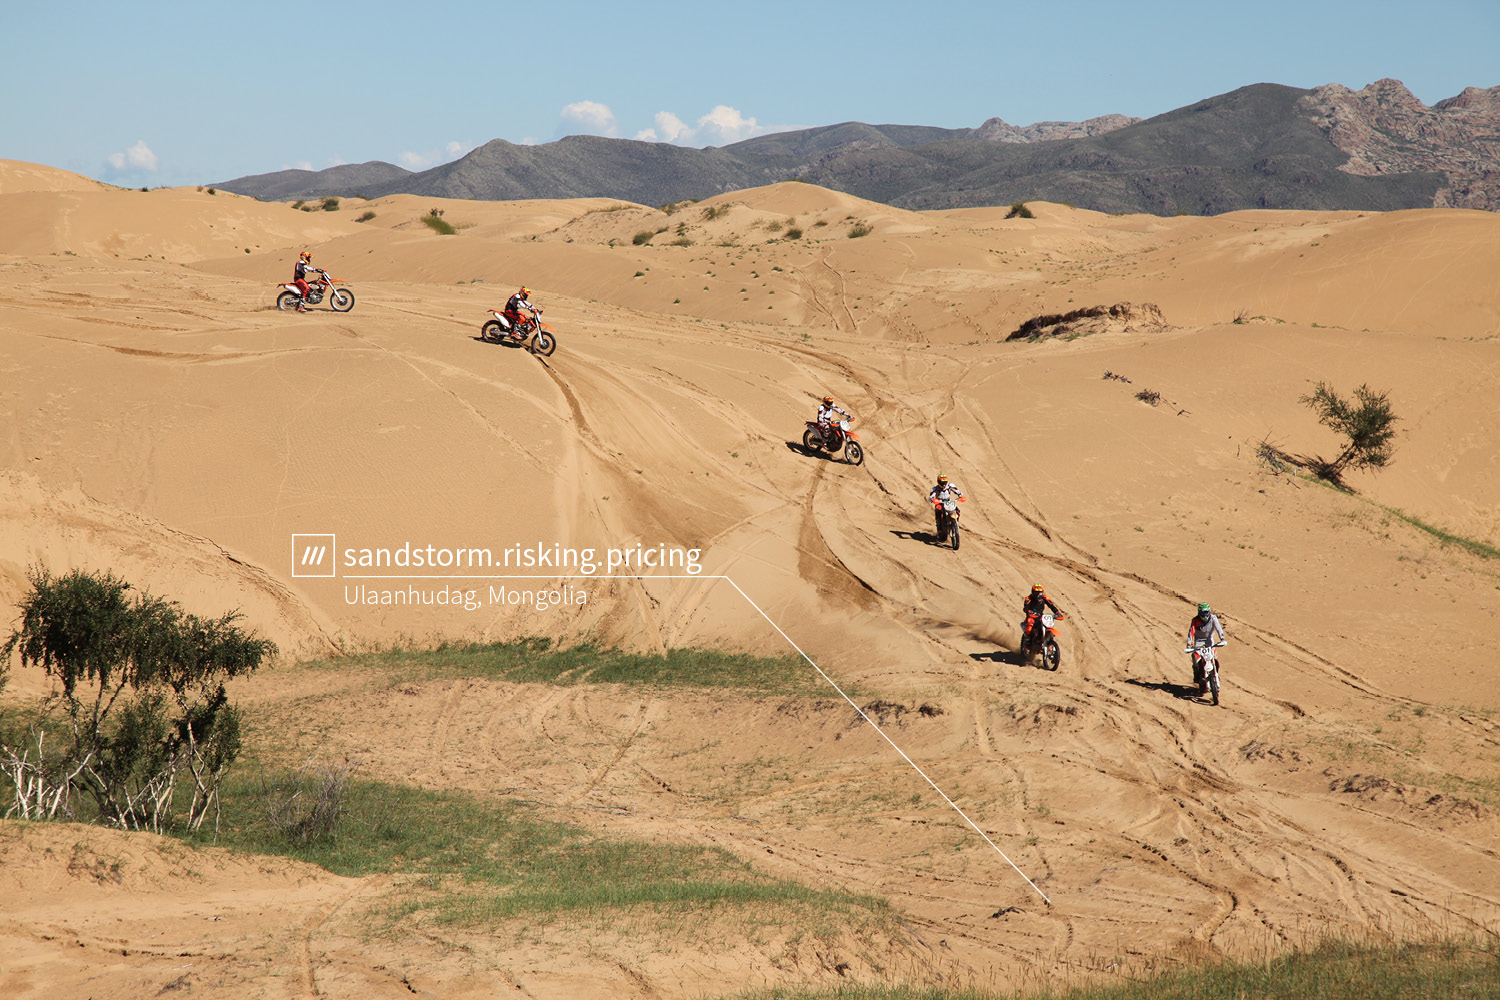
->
[1,161,1498,998]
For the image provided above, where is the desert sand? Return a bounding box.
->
[1,160,1497,997]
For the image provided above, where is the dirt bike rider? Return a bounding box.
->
[1021,584,1064,646]
[1186,602,1227,694]
[927,475,965,536]
[292,251,320,312]
[496,286,538,340]
[814,395,852,447]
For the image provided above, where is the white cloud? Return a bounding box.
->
[634,106,770,146]
[559,100,618,137]
[696,105,761,144]
[106,139,158,172]
[397,141,470,170]
[655,111,692,143]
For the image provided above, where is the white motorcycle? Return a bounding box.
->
[1185,640,1227,705]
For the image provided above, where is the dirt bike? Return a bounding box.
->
[932,496,963,550]
[802,419,863,465]
[276,269,354,312]
[480,308,557,356]
[1186,640,1226,705]
[1020,612,1063,670]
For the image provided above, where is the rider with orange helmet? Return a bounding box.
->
[814,395,852,446]
[927,474,965,535]
[292,251,317,312]
[498,285,537,338]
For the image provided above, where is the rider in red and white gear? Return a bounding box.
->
[1186,602,1227,693]
[928,475,965,535]
[1021,584,1064,650]
[292,252,317,312]
[497,286,536,338]
[815,395,851,445]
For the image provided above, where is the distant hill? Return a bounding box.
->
[214,80,1499,214]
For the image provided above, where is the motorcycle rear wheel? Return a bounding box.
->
[531,330,557,357]
[1042,639,1060,671]
[802,428,822,452]
[844,440,864,465]
[276,291,301,311]
[330,288,355,312]
[481,320,504,342]
[950,521,960,551]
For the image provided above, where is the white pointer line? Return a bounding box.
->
[335,571,1053,904]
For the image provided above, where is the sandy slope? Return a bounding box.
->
[1,162,1498,998]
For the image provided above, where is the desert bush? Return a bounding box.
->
[1006,201,1035,219]
[785,227,803,240]
[632,230,654,245]
[1,568,275,833]
[321,197,339,211]
[848,222,872,239]
[1299,381,1399,481]
[259,760,354,846]
[355,210,376,223]
[671,237,693,246]
[422,211,457,236]
[1135,388,1163,406]
[764,219,784,233]
[1233,307,1251,324]
[291,200,305,211]
[702,204,731,221]
[206,188,216,196]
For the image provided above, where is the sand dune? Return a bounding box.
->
[1,160,1498,998]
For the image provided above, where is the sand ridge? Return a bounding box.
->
[1,160,1498,998]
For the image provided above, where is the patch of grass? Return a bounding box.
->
[184,769,887,930]
[585,203,633,215]
[320,197,340,211]
[848,222,872,239]
[728,938,1500,999]
[296,637,827,696]
[1006,201,1035,219]
[661,199,698,214]
[671,236,693,246]
[702,204,732,221]
[632,230,655,245]
[785,227,803,239]
[422,211,457,235]
[355,210,376,223]
[291,200,305,211]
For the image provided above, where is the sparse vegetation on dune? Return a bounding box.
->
[422,208,457,235]
[295,636,825,696]
[724,938,1500,999]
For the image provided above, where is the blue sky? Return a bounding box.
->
[4,0,1495,187]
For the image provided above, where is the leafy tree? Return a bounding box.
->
[1,568,275,832]
[1298,381,1399,483]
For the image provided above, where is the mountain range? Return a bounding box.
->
[216,80,1500,215]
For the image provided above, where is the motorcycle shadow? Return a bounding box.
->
[476,334,529,348]
[785,441,840,462]
[889,529,952,548]
[1123,677,1204,701]
[967,649,1041,668]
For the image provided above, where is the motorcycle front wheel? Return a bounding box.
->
[276,291,301,311]
[844,440,864,465]
[1042,639,1060,671]
[531,331,557,357]
[330,288,355,312]
[802,429,822,452]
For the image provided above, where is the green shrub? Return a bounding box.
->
[355,210,376,223]
[848,222,872,239]
[702,204,731,221]
[785,227,803,239]
[1006,201,1035,219]
[422,211,457,235]
[632,230,654,245]
[321,197,339,211]
[1299,382,1399,482]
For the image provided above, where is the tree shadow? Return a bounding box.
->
[1257,440,1352,491]
[1123,677,1204,701]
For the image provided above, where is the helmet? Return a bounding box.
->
[299,252,312,261]
[822,396,834,405]
[937,475,948,484]
[1032,584,1044,593]
[1197,602,1212,616]
[519,286,530,296]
